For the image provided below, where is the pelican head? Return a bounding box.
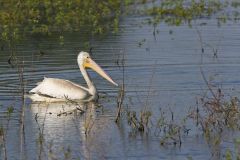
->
[77,51,118,86]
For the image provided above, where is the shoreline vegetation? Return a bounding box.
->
[1,0,240,49]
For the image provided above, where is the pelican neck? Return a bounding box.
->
[79,64,97,96]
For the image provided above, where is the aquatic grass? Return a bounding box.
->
[55,98,86,117]
[122,60,162,134]
[122,22,240,148]
[127,111,145,132]
[34,103,48,160]
[17,59,27,158]
[63,146,72,160]
[0,106,14,160]
[125,91,153,132]
[234,138,240,159]
[56,107,84,117]
[221,138,240,160]
[115,84,125,123]
[114,49,156,132]
[6,43,26,100]
[189,93,240,139]
[123,61,189,146]
[193,24,240,134]
[225,149,233,160]
[154,108,188,147]
[159,124,182,146]
[115,50,125,123]
[126,109,153,133]
[0,125,7,160]
[47,141,74,160]
[9,50,29,159]
[183,23,240,159]
[126,106,189,147]
[131,61,157,132]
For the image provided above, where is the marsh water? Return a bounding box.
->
[1,15,240,159]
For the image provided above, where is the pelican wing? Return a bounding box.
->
[30,77,91,100]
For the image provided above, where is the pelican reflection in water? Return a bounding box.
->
[29,101,100,159]
[29,51,118,102]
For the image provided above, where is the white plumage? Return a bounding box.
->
[29,51,118,102]
[30,77,91,101]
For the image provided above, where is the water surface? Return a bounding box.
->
[0,15,240,159]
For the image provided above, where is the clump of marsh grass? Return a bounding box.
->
[124,60,189,146]
[115,50,125,123]
[126,106,189,147]
[127,110,152,132]
[7,48,27,159]
[56,100,85,117]
[34,103,48,160]
[0,126,6,160]
[47,142,73,160]
[113,49,155,132]
[126,60,158,132]
[115,84,125,123]
[189,25,240,159]
[154,108,190,147]
[0,106,14,160]
[188,90,240,141]
[193,26,240,137]
[189,94,240,159]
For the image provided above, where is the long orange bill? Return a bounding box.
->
[84,58,118,86]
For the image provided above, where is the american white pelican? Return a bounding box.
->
[29,51,118,102]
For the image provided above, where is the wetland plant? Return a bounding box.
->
[0,106,14,160]
[0,126,7,160]
[34,103,48,160]
[115,50,125,123]
[47,142,73,160]
[188,90,240,141]
[127,110,151,132]
[155,109,184,146]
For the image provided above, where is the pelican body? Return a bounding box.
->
[29,51,118,102]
